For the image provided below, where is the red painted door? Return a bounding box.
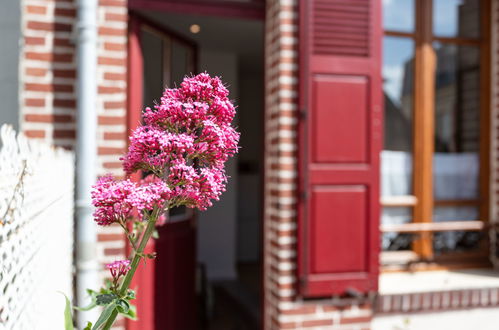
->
[298,0,383,297]
[127,15,198,330]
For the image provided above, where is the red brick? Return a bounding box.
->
[302,319,333,327]
[27,21,72,32]
[55,8,76,17]
[25,83,73,93]
[98,116,125,125]
[281,306,317,315]
[54,38,73,47]
[25,83,51,92]
[27,5,47,14]
[105,13,127,21]
[103,132,126,140]
[25,52,52,61]
[26,67,47,77]
[25,114,73,123]
[98,86,124,94]
[97,233,124,241]
[104,247,125,256]
[104,72,126,81]
[339,316,372,324]
[104,42,126,51]
[25,52,72,62]
[54,84,73,92]
[98,27,125,36]
[99,0,126,7]
[25,37,45,45]
[53,98,76,108]
[103,161,123,169]
[54,69,76,78]
[53,130,76,139]
[104,101,125,110]
[25,98,45,107]
[24,130,46,138]
[98,56,126,66]
[98,147,125,155]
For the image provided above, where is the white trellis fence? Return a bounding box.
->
[0,125,75,330]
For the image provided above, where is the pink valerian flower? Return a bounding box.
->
[91,175,136,226]
[121,125,195,175]
[130,175,171,218]
[167,163,227,210]
[143,73,236,129]
[106,259,131,281]
[92,174,171,225]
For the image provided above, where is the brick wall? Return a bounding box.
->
[20,0,128,327]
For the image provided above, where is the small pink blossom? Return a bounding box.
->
[106,259,131,280]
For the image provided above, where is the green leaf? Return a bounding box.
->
[74,300,97,312]
[84,322,92,330]
[120,303,137,320]
[116,299,130,313]
[96,293,117,306]
[75,289,98,311]
[92,303,116,330]
[58,292,74,330]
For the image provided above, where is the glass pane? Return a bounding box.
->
[171,41,190,86]
[382,207,413,251]
[383,0,415,33]
[433,0,480,39]
[382,37,414,197]
[433,206,482,253]
[433,43,480,217]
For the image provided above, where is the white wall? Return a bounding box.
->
[0,0,20,130]
[197,49,239,280]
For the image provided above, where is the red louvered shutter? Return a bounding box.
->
[298,0,382,297]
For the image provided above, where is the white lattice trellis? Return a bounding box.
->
[0,125,75,330]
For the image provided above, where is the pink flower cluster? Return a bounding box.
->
[122,73,239,211]
[92,73,239,226]
[92,175,170,225]
[106,259,131,281]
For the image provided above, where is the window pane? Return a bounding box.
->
[141,29,165,108]
[383,0,415,33]
[433,206,482,253]
[433,0,480,39]
[433,43,480,222]
[382,37,414,197]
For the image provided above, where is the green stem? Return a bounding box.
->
[101,212,159,330]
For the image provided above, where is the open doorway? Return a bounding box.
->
[130,8,264,330]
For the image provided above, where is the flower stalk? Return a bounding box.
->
[101,211,160,330]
